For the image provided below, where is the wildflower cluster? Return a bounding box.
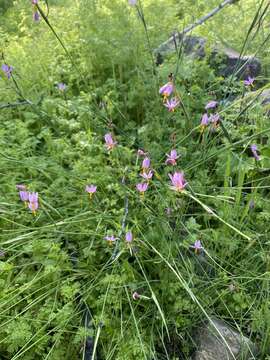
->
[16,185,39,215]
[104,231,133,247]
[136,151,151,196]
[159,79,180,112]
[200,100,220,131]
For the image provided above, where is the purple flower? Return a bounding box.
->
[159,82,174,98]
[200,113,209,127]
[136,182,148,194]
[28,192,38,203]
[164,98,180,112]
[132,292,141,300]
[165,149,179,166]
[1,64,13,79]
[243,77,255,87]
[28,192,38,214]
[137,149,147,157]
[85,185,97,198]
[28,200,38,213]
[169,172,187,192]
[104,133,117,151]
[33,10,40,22]
[16,184,26,190]
[57,82,67,91]
[19,191,29,202]
[104,235,117,245]
[32,0,38,4]
[250,144,260,161]
[125,231,133,243]
[205,100,218,110]
[190,240,203,254]
[142,157,150,170]
[140,170,153,181]
[210,113,220,127]
[128,0,137,5]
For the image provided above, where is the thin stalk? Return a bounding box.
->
[185,191,251,240]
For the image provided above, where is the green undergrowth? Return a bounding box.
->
[0,1,270,359]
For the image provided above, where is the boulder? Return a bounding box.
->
[193,317,258,360]
[155,34,261,79]
[156,34,207,60]
[258,88,270,105]
[210,47,261,79]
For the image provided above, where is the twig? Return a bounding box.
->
[112,170,129,260]
[135,1,156,76]
[64,240,96,360]
[0,100,32,110]
[156,0,239,54]
[81,300,95,360]
[36,3,84,83]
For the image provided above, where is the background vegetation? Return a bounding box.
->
[0,0,270,359]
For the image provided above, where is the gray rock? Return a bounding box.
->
[155,34,261,79]
[258,89,270,105]
[194,317,258,360]
[210,46,261,79]
[156,34,206,59]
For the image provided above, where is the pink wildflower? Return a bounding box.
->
[140,170,153,181]
[190,240,203,254]
[200,113,209,127]
[132,292,141,300]
[250,144,260,161]
[169,172,187,192]
[165,149,179,166]
[142,157,150,170]
[205,100,218,110]
[16,184,27,190]
[210,113,220,128]
[244,77,255,87]
[57,82,67,91]
[104,235,117,245]
[28,192,38,203]
[33,11,40,21]
[164,98,180,112]
[28,192,39,215]
[104,133,117,151]
[136,182,148,195]
[19,191,29,202]
[159,82,174,99]
[1,64,13,79]
[28,200,38,213]
[125,231,133,243]
[85,185,97,198]
[137,149,147,157]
